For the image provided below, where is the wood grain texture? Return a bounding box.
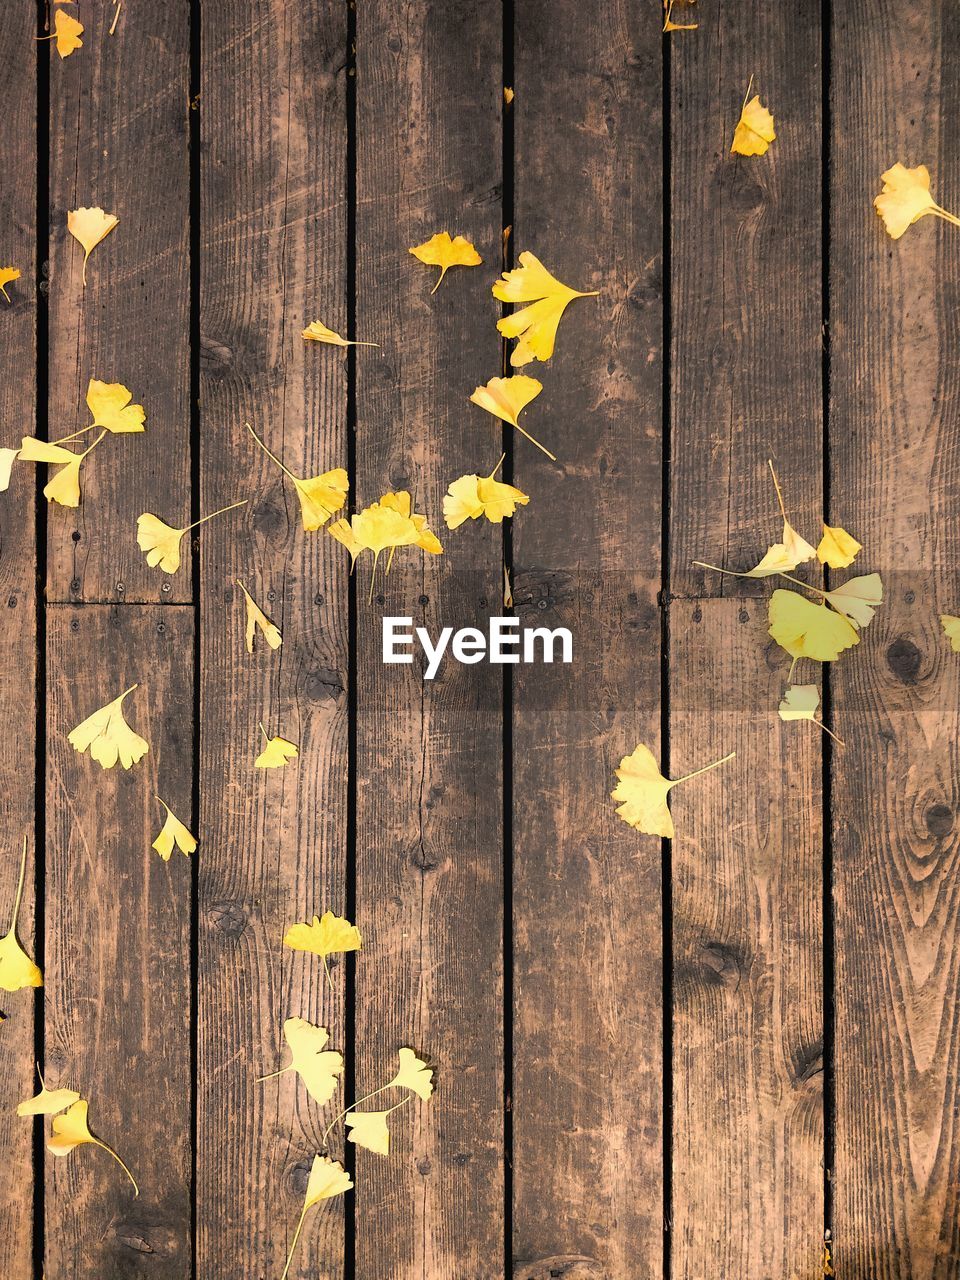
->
[46,2,190,604]
[510,3,663,1274]
[669,0,824,596]
[669,600,823,1280]
[0,4,37,1274]
[44,605,192,1277]
[352,3,504,1275]
[197,1,349,1276]
[830,3,960,1275]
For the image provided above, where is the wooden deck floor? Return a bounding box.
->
[1,1,959,1276]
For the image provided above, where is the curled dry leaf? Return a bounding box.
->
[257,1017,343,1106]
[0,838,42,993]
[731,86,776,157]
[67,207,118,285]
[778,684,844,747]
[301,319,378,348]
[246,422,347,531]
[0,267,21,302]
[443,455,529,529]
[281,1156,352,1280]
[237,579,281,652]
[470,374,553,460]
[255,724,298,769]
[48,1100,139,1196]
[493,251,598,367]
[408,232,482,293]
[152,797,197,861]
[818,523,861,569]
[875,163,960,240]
[611,743,735,840]
[86,378,146,433]
[136,500,247,574]
[68,684,148,770]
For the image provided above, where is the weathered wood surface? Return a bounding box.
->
[670,600,823,1279]
[45,605,193,1276]
[352,3,505,1276]
[197,1,349,1276]
[510,3,664,1275]
[0,3,37,1273]
[46,2,191,604]
[830,3,960,1275]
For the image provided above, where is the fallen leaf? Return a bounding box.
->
[19,432,105,508]
[258,1017,343,1106]
[151,797,197,861]
[443,455,530,529]
[136,500,247,574]
[237,579,281,652]
[493,251,598,366]
[386,1048,434,1100]
[818,523,861,569]
[503,565,513,608]
[0,267,21,302]
[67,207,118,285]
[875,163,960,240]
[409,232,482,293]
[86,379,145,433]
[941,615,960,651]
[0,838,42,993]
[611,743,735,839]
[284,911,362,959]
[246,422,347,530]
[503,86,515,104]
[345,1106,408,1156]
[663,0,697,29]
[747,461,816,576]
[329,492,442,597]
[777,684,844,746]
[824,572,883,628]
[301,319,378,348]
[768,589,859,668]
[68,684,148,770]
[731,87,776,157]
[42,10,83,59]
[0,447,20,492]
[470,374,553,460]
[17,1069,80,1117]
[281,1156,352,1280]
[48,1100,139,1195]
[255,725,298,769]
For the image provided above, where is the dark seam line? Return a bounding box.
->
[660,19,673,1280]
[344,0,358,1271]
[188,3,202,1274]
[33,4,50,1277]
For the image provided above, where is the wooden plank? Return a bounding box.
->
[669,600,823,1278]
[44,604,192,1276]
[0,3,37,1273]
[46,2,190,603]
[197,2,349,1276]
[830,4,960,1274]
[352,3,504,1275]
[509,3,663,1274]
[669,0,824,596]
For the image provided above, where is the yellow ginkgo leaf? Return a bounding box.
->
[611,743,735,839]
[747,461,816,576]
[663,0,697,30]
[470,374,553,460]
[443,455,530,529]
[0,838,42,993]
[503,86,515,105]
[818,523,862,569]
[0,267,21,302]
[246,423,348,531]
[409,232,482,293]
[0,447,20,492]
[17,1069,80,1117]
[19,432,105,508]
[68,684,148,770]
[67,207,118,285]
[942,615,960,652]
[136,500,247,574]
[255,724,298,769]
[731,90,776,157]
[258,1017,343,1106]
[345,1105,409,1157]
[874,163,960,240]
[301,319,378,348]
[284,911,362,959]
[281,1155,353,1280]
[493,251,598,367]
[330,493,442,597]
[778,684,844,746]
[48,1100,139,1195]
[769,589,859,667]
[327,518,365,570]
[86,379,145,433]
[41,10,83,59]
[378,491,443,556]
[237,579,281,652]
[387,1047,434,1100]
[824,573,883,629]
[151,797,197,861]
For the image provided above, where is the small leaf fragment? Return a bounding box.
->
[0,267,21,302]
[0,447,20,492]
[941,614,960,652]
[301,319,378,348]
[409,232,482,293]
[0,838,42,993]
[237,579,282,652]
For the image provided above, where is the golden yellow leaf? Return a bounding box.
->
[17,1070,80,1117]
[941,615,960,652]
[86,378,145,433]
[136,500,247,574]
[379,492,443,555]
[19,432,105,508]
[67,206,118,285]
[236,578,281,652]
[493,251,598,366]
[823,1242,834,1276]
[875,163,960,240]
[409,232,482,293]
[255,725,298,769]
[301,319,378,348]
[777,684,844,746]
[503,564,513,608]
[330,493,442,596]
[663,0,697,30]
[470,374,554,460]
[42,10,83,59]
[387,1047,434,1100]
[0,447,20,492]
[284,911,362,959]
[258,1017,343,1106]
[611,743,735,839]
[246,422,347,530]
[345,1107,405,1156]
[443,456,529,529]
[824,573,883,628]
[68,684,148,770]
[818,523,861,569]
[48,1099,139,1195]
[281,1156,353,1280]
[151,797,197,861]
[0,838,42,993]
[327,518,365,570]
[746,462,816,576]
[503,86,515,105]
[731,90,776,157]
[768,589,859,666]
[0,267,21,302]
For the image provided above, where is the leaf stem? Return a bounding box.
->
[322,956,335,995]
[255,1064,291,1084]
[673,751,736,786]
[258,722,270,743]
[93,1138,139,1196]
[430,267,448,295]
[246,422,297,482]
[9,836,28,935]
[512,422,557,462]
[814,720,845,748]
[185,499,247,533]
[934,205,960,229]
[486,453,507,481]
[280,1205,309,1280]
